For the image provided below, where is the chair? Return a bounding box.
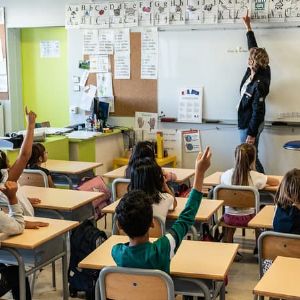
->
[254,231,300,300]
[213,184,260,242]
[112,214,165,238]
[97,266,175,300]
[112,178,130,202]
[18,169,49,187]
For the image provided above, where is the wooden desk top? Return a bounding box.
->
[0,216,78,249]
[42,159,103,175]
[254,256,300,299]
[102,198,223,222]
[79,235,238,280]
[248,205,274,229]
[22,186,103,211]
[203,171,282,192]
[103,166,195,183]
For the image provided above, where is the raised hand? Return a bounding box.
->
[242,10,252,31]
[25,106,37,128]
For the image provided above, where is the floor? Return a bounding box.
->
[1,223,260,300]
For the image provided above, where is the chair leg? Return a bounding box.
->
[52,262,56,290]
[242,228,246,237]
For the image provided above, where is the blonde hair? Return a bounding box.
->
[232,143,256,186]
[274,169,300,209]
[249,47,269,72]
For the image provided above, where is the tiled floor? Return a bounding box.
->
[1,225,260,300]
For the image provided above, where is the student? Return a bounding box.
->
[220,143,278,243]
[27,143,55,188]
[263,168,300,273]
[0,181,31,300]
[128,157,177,223]
[0,107,39,216]
[125,141,177,183]
[112,147,211,273]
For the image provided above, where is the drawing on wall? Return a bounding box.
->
[135,112,158,130]
[218,0,235,23]
[154,1,170,25]
[65,5,81,28]
[124,1,139,26]
[109,2,125,28]
[235,0,251,21]
[139,0,154,26]
[202,0,218,24]
[170,0,187,25]
[186,0,202,24]
[268,0,288,22]
[251,0,269,21]
[286,0,300,21]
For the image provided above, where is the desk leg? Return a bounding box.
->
[219,282,225,300]
[62,235,69,300]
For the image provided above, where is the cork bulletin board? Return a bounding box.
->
[86,32,157,116]
[0,8,8,101]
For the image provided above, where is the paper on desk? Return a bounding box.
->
[79,85,97,111]
[66,131,98,139]
[97,72,113,97]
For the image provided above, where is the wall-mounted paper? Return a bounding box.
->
[79,85,97,111]
[154,0,170,25]
[170,0,186,25]
[0,61,6,75]
[124,1,139,27]
[99,30,114,55]
[0,74,8,92]
[97,72,113,97]
[109,2,125,28]
[40,40,60,58]
[178,87,203,123]
[186,0,202,24]
[135,111,158,130]
[81,3,110,28]
[114,53,130,79]
[83,30,99,55]
[0,7,4,25]
[139,0,154,26]
[114,28,130,54]
[79,70,89,87]
[65,5,82,29]
[0,40,3,62]
[182,130,202,153]
[90,55,109,73]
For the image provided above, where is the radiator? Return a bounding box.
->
[0,104,4,136]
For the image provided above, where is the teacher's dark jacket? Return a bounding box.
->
[238,31,271,137]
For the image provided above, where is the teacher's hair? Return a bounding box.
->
[232,143,256,186]
[274,168,300,209]
[249,47,269,72]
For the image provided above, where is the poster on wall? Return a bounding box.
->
[202,0,218,24]
[218,0,235,23]
[182,130,202,153]
[268,0,289,22]
[65,5,82,28]
[286,0,300,22]
[99,30,114,55]
[124,1,139,27]
[235,0,251,21]
[170,0,186,25]
[153,0,170,26]
[186,0,203,24]
[178,87,203,123]
[109,2,125,28]
[139,0,154,26]
[83,3,110,28]
[40,40,60,58]
[135,111,158,130]
[251,0,269,21]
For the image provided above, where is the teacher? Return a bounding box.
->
[238,11,270,173]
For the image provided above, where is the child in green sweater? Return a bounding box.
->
[112,147,212,273]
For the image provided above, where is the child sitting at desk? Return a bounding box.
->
[263,168,300,272]
[126,141,177,183]
[112,147,211,273]
[128,157,177,223]
[0,181,31,300]
[220,143,279,243]
[27,143,55,188]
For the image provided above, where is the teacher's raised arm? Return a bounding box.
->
[237,10,270,174]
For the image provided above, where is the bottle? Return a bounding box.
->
[156,131,164,159]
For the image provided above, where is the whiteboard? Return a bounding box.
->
[158,28,300,122]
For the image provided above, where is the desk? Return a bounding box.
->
[203,171,282,192]
[42,159,103,187]
[0,216,78,300]
[248,205,274,229]
[79,235,238,299]
[253,256,300,299]
[102,198,223,223]
[113,155,177,169]
[103,166,194,184]
[22,185,103,221]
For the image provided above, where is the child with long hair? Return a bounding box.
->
[263,168,300,273]
[126,141,177,183]
[27,143,55,188]
[221,143,279,243]
[128,157,177,223]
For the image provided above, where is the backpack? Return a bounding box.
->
[68,220,107,300]
[77,176,112,220]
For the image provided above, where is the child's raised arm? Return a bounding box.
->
[8,107,36,182]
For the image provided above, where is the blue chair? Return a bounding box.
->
[283,140,300,151]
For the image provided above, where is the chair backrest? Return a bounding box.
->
[112,178,130,202]
[18,169,49,187]
[258,231,300,277]
[99,266,174,300]
[213,184,260,213]
[112,214,165,238]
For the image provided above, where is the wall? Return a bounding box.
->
[21,27,69,127]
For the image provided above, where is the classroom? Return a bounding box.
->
[0,0,299,300]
